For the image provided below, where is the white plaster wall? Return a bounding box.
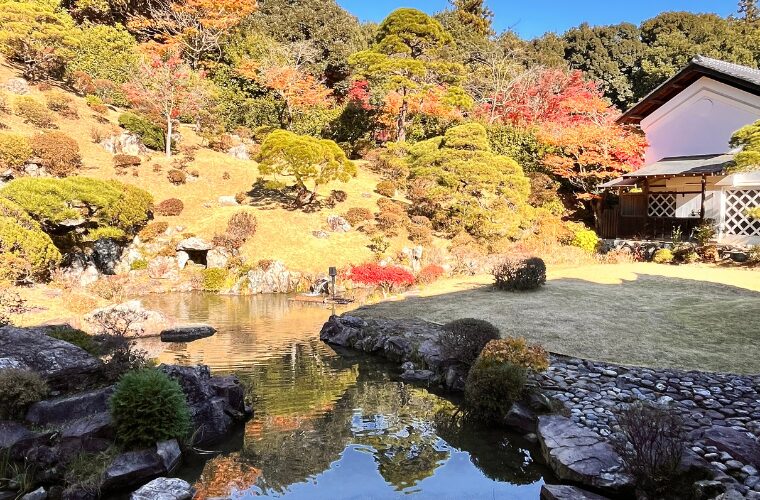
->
[641,77,760,165]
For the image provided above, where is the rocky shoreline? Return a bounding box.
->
[320,314,760,499]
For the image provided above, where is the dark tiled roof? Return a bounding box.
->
[619,56,760,125]
[623,153,734,177]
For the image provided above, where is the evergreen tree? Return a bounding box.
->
[738,0,760,22]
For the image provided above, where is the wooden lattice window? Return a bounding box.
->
[724,189,760,236]
[648,193,676,218]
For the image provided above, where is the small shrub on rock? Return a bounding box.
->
[0,369,48,419]
[614,402,685,499]
[32,131,82,177]
[14,97,56,128]
[167,169,186,185]
[155,198,184,216]
[653,248,674,264]
[416,264,444,285]
[130,259,148,271]
[440,318,501,366]
[0,133,32,170]
[138,221,168,242]
[464,356,527,423]
[479,337,549,373]
[493,257,546,291]
[201,268,228,292]
[113,154,141,169]
[376,180,397,198]
[344,207,374,225]
[118,112,166,151]
[110,368,191,449]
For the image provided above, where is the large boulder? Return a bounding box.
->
[326,215,351,232]
[0,421,54,460]
[176,237,212,252]
[227,144,249,161]
[0,326,102,391]
[4,77,29,94]
[92,238,123,275]
[26,386,114,426]
[148,256,179,280]
[540,485,610,500]
[131,477,194,500]
[58,412,113,458]
[206,248,231,269]
[100,133,147,156]
[694,426,760,468]
[160,324,216,343]
[537,415,634,495]
[244,260,301,294]
[101,449,166,492]
[82,301,170,337]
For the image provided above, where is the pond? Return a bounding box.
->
[137,293,552,499]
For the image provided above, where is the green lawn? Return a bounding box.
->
[351,263,760,374]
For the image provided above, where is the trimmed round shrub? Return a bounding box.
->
[138,221,168,242]
[0,369,48,419]
[167,169,186,185]
[416,264,445,285]
[226,212,257,241]
[410,215,432,228]
[155,198,184,216]
[344,207,374,225]
[109,369,191,449]
[376,180,397,198]
[493,257,546,291]
[480,337,549,373]
[32,131,82,177]
[464,357,527,423]
[330,190,348,203]
[113,154,141,169]
[653,248,674,264]
[407,224,432,245]
[440,318,501,366]
[118,112,166,151]
[14,97,56,128]
[0,133,32,170]
[570,228,600,253]
[0,198,61,281]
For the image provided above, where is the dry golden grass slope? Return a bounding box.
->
[0,61,443,274]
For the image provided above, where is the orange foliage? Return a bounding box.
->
[262,66,332,111]
[193,453,261,499]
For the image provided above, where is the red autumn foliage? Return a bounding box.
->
[416,264,445,284]
[347,79,373,111]
[348,263,415,295]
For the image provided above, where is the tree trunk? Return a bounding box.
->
[165,117,173,158]
[396,98,408,143]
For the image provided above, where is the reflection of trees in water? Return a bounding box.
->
[193,453,261,499]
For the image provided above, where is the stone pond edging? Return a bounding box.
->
[320,313,760,499]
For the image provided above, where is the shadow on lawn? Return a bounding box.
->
[352,273,760,374]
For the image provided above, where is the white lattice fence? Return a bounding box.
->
[724,189,760,236]
[648,193,676,218]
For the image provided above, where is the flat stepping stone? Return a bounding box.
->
[541,484,610,500]
[160,324,216,343]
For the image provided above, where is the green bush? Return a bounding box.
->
[440,318,501,366]
[464,356,527,423]
[32,131,82,177]
[118,112,166,151]
[493,257,547,291]
[47,326,99,355]
[0,133,32,170]
[0,198,61,281]
[14,97,56,128]
[0,369,48,419]
[375,180,396,198]
[653,248,674,264]
[442,122,491,151]
[570,228,600,253]
[487,124,549,174]
[83,226,127,242]
[109,369,191,448]
[130,259,148,271]
[201,268,228,292]
[0,177,153,236]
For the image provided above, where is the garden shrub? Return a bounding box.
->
[0,177,153,236]
[746,207,760,220]
[14,97,56,128]
[479,337,549,373]
[614,402,685,499]
[83,226,127,242]
[202,268,229,292]
[344,207,374,225]
[32,131,82,177]
[330,190,348,204]
[118,112,166,151]
[0,133,32,171]
[45,91,77,118]
[167,169,187,185]
[376,180,396,198]
[226,212,257,241]
[85,95,108,113]
[138,221,168,242]
[0,369,48,419]
[416,264,445,285]
[235,192,247,204]
[570,228,600,253]
[440,318,501,366]
[0,287,27,326]
[410,215,432,228]
[347,263,415,296]
[464,356,527,423]
[113,154,141,169]
[47,326,99,356]
[109,368,191,449]
[130,259,148,271]
[407,224,433,245]
[693,220,717,246]
[0,198,61,281]
[155,198,184,216]
[0,91,8,113]
[368,235,390,255]
[366,145,411,185]
[493,257,547,291]
[653,248,674,264]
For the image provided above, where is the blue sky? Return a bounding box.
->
[336,0,738,39]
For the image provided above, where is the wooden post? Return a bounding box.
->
[643,177,650,238]
[700,175,706,221]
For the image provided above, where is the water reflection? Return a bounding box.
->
[138,293,548,499]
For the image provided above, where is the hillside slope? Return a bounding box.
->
[0,61,444,275]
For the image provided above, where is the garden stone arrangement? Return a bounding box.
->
[321,314,760,499]
[0,325,251,498]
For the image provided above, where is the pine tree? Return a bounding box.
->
[738,0,759,22]
[451,0,494,37]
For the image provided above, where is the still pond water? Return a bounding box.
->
[138,293,550,499]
